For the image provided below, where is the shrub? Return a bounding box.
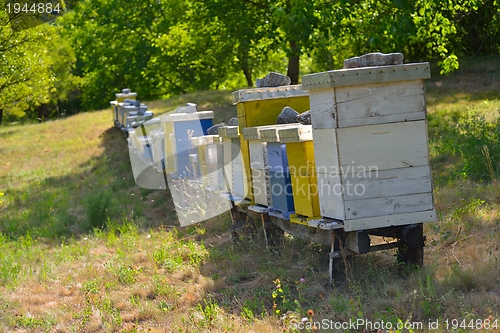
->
[85,190,111,229]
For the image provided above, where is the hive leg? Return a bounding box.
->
[329,229,345,287]
[397,223,425,268]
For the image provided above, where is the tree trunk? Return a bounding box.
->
[242,63,253,87]
[0,109,3,126]
[287,40,300,85]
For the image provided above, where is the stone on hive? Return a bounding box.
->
[343,52,404,69]
[256,72,291,88]
[228,117,238,126]
[277,106,299,124]
[297,110,311,125]
[207,123,227,135]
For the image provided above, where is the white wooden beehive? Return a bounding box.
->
[218,126,248,200]
[242,126,277,206]
[303,62,436,231]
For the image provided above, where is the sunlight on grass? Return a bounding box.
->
[0,62,499,332]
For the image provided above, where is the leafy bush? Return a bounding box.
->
[85,190,111,230]
[431,107,500,182]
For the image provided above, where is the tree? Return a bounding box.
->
[0,7,55,124]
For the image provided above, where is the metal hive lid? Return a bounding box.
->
[302,62,431,91]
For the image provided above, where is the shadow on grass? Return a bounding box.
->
[0,127,179,240]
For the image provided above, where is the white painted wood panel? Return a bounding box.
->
[343,210,437,231]
[343,165,432,200]
[249,140,268,169]
[335,81,426,128]
[339,111,425,128]
[279,125,313,143]
[344,192,434,219]
[222,139,233,192]
[316,172,345,220]
[339,143,430,171]
[309,89,337,129]
[337,121,429,171]
[312,128,340,174]
[230,139,243,166]
[232,163,246,198]
[337,121,428,151]
[252,168,271,206]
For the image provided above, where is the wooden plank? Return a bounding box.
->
[309,89,337,129]
[338,143,430,171]
[336,81,424,115]
[286,141,316,176]
[239,136,254,201]
[230,138,243,166]
[232,85,307,103]
[251,168,271,206]
[337,121,428,151]
[232,163,247,198]
[316,172,345,220]
[337,121,430,171]
[248,140,268,169]
[237,97,310,128]
[279,125,313,143]
[343,210,437,231]
[344,192,434,219]
[312,128,340,174]
[343,165,433,200]
[291,173,321,217]
[339,111,425,128]
[303,63,430,91]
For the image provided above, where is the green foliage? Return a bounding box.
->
[85,190,111,230]
[429,105,500,182]
[0,3,79,123]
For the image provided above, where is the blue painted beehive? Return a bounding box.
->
[259,124,297,220]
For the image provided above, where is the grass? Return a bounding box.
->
[0,54,499,332]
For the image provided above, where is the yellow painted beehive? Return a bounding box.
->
[278,125,322,224]
[231,85,310,204]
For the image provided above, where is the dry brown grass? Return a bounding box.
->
[1,58,500,331]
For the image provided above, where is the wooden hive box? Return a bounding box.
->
[191,135,224,191]
[278,125,322,224]
[190,136,206,183]
[218,126,249,202]
[151,131,165,171]
[232,85,310,204]
[242,126,278,208]
[302,63,436,231]
[161,111,214,178]
[260,124,301,220]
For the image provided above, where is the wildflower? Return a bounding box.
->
[301,317,308,323]
[300,278,305,283]
[307,309,314,317]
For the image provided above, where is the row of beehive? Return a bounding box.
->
[191,62,436,231]
[110,88,154,130]
[126,62,436,232]
[127,106,214,179]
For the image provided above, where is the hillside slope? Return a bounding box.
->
[0,56,499,332]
